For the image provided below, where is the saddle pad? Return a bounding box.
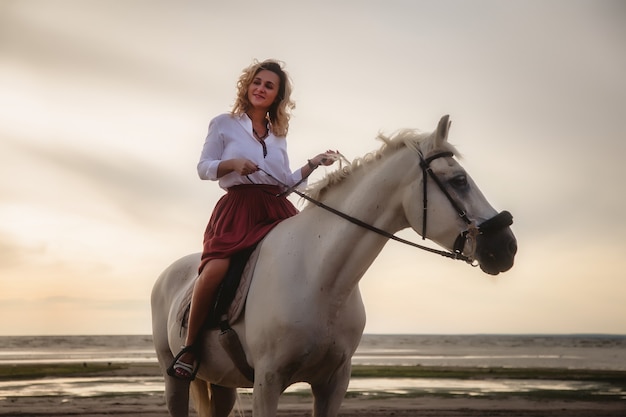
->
[176,247,261,329]
[228,247,260,323]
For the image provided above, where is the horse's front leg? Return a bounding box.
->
[164,376,191,417]
[311,362,351,417]
[252,368,285,417]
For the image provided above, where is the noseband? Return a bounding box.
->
[419,151,513,260]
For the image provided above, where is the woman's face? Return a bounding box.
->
[247,69,280,111]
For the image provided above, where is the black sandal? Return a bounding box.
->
[166,345,200,381]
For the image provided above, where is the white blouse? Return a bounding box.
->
[197,113,305,191]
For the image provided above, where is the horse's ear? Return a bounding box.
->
[435,115,451,144]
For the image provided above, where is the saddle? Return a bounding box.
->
[179,244,260,331]
[176,246,260,382]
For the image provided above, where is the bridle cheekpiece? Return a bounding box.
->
[418,150,513,263]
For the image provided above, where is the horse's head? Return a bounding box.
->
[403,115,517,275]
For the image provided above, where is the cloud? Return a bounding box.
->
[0,2,217,102]
[5,138,199,229]
[0,296,150,335]
[0,230,40,270]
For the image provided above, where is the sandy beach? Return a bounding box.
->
[2,394,625,417]
[2,357,625,416]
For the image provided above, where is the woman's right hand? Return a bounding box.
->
[217,158,259,178]
[231,158,259,176]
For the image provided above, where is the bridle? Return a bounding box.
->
[418,151,513,263]
[257,150,513,265]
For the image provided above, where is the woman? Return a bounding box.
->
[168,59,338,380]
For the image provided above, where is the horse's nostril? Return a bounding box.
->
[508,239,518,255]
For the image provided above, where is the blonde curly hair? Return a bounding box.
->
[231,59,295,137]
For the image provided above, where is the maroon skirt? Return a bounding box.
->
[199,184,298,273]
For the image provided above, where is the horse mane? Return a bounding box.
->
[305,128,458,201]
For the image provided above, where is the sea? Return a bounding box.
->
[1,334,625,400]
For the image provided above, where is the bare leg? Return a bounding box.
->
[186,258,230,346]
[172,258,230,378]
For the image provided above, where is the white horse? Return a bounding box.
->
[151,115,517,417]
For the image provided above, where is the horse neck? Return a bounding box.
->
[305,149,418,296]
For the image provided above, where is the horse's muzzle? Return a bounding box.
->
[453,211,517,275]
[476,226,517,275]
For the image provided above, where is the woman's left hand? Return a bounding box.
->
[314,150,340,167]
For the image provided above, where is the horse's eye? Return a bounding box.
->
[450,175,468,188]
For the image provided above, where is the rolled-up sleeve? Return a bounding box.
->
[197,118,223,180]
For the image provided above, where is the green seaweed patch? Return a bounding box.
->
[349,365,626,385]
[0,363,128,380]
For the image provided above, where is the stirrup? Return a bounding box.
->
[166,345,200,381]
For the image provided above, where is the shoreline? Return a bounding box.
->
[4,361,626,380]
[2,362,625,416]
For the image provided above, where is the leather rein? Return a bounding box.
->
[258,151,513,265]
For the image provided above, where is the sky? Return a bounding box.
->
[1,0,625,336]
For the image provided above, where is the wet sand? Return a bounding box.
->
[2,394,625,417]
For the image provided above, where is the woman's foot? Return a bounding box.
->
[166,346,199,381]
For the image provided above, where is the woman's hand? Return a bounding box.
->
[234,158,259,176]
[302,150,340,178]
[311,150,340,167]
[218,158,259,177]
